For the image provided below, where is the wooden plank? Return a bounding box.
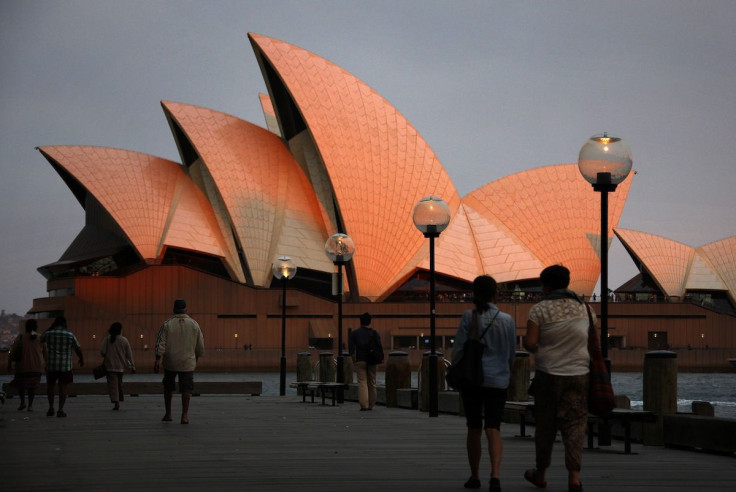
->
[1,395,735,491]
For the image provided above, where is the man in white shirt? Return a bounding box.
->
[154,299,204,424]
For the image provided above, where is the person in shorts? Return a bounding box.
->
[452,275,516,491]
[154,299,204,424]
[41,316,84,417]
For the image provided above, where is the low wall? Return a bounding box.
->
[13,346,735,375]
[664,414,736,454]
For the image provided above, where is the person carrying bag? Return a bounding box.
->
[446,310,498,391]
[450,275,516,492]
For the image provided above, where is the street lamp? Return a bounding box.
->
[272,256,297,396]
[324,233,355,398]
[413,196,451,417]
[578,132,632,364]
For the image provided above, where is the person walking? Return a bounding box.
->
[154,299,204,424]
[100,322,136,410]
[348,312,383,411]
[7,319,45,412]
[40,316,84,417]
[452,275,516,492]
[523,265,593,492]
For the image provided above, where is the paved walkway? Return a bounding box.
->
[1,394,734,491]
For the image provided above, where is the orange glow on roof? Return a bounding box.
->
[699,236,736,302]
[615,230,736,302]
[615,228,693,297]
[38,35,650,302]
[162,101,332,286]
[38,146,229,263]
[249,32,461,299]
[460,164,633,293]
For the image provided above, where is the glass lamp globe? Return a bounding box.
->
[578,133,633,187]
[272,256,297,280]
[413,196,451,236]
[324,233,355,264]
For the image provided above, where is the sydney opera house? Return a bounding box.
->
[29,33,735,371]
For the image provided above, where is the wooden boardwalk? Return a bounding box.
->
[1,394,734,491]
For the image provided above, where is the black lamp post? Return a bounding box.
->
[578,133,632,366]
[272,256,297,396]
[325,233,355,399]
[413,196,451,417]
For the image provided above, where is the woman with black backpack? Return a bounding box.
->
[452,275,516,492]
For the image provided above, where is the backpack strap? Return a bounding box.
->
[470,309,500,340]
[479,310,500,339]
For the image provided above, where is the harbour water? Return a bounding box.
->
[3,371,735,419]
[611,372,736,419]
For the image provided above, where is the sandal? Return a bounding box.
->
[569,482,583,492]
[463,477,481,489]
[56,410,67,418]
[524,469,547,489]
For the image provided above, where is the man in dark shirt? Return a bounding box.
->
[348,312,383,411]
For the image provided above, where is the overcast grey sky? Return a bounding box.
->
[1,1,734,314]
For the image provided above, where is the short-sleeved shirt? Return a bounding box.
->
[528,298,592,376]
[41,326,81,372]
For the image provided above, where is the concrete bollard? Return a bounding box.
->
[507,351,530,402]
[642,350,677,445]
[319,352,336,382]
[692,401,714,417]
[341,351,354,384]
[385,351,411,407]
[614,394,632,410]
[296,352,313,381]
[419,351,445,412]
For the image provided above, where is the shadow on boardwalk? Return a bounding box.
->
[1,395,734,491]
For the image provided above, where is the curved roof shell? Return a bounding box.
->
[162,101,332,286]
[38,146,230,265]
[456,164,634,293]
[37,34,642,302]
[615,228,694,297]
[249,33,461,299]
[694,236,736,302]
[615,229,735,303]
